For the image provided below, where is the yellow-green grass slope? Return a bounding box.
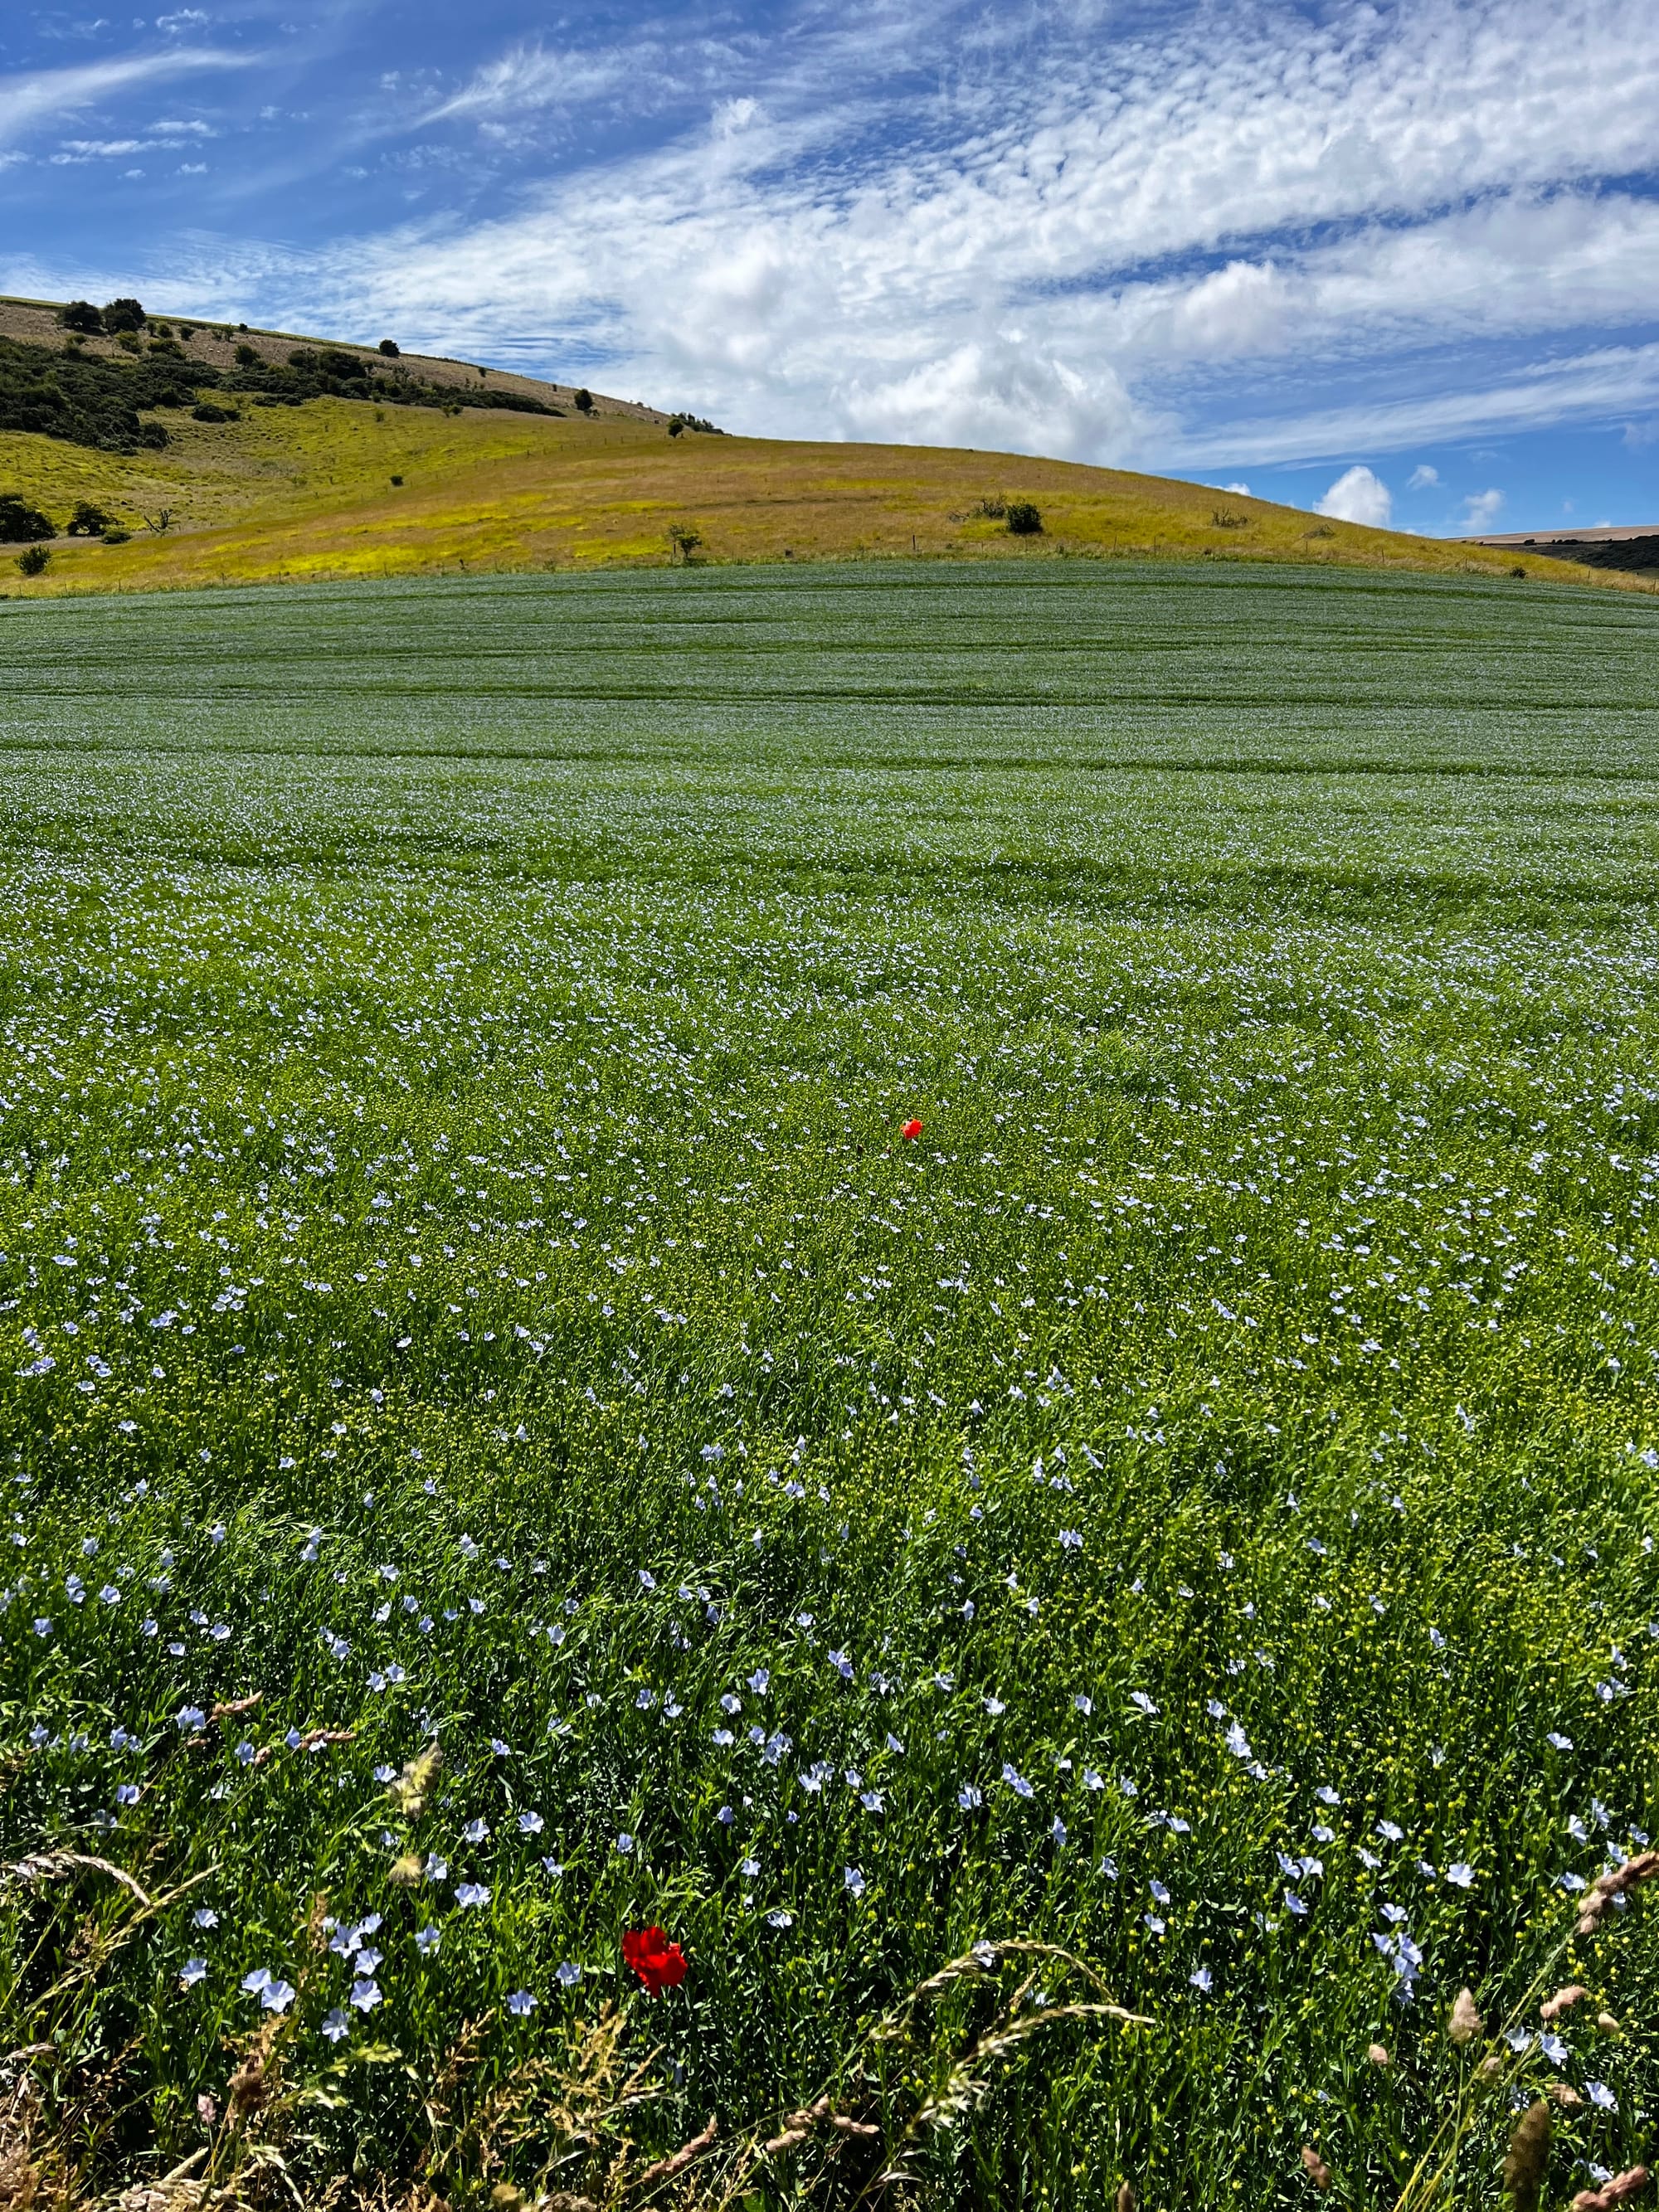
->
[0,395,1644,596]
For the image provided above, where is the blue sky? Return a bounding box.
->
[4,0,1659,532]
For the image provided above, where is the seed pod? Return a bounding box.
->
[1598,2011,1620,2033]
[1367,2043,1389,2068]
[1504,2099,1551,2212]
[1301,2146,1332,2192]
[1450,1987,1483,2044]
[387,1852,424,1886]
[1116,2184,1139,2212]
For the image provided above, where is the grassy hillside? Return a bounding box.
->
[0,291,1646,596]
[0,399,1645,596]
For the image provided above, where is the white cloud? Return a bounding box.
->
[1408,464,1439,489]
[1316,465,1393,527]
[1461,489,1504,530]
[1178,338,1659,465]
[0,47,247,148]
[41,0,1659,469]
[1223,481,1253,495]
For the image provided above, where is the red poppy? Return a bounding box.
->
[901,1119,923,1140]
[622,1927,688,1993]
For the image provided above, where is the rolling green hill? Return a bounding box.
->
[0,292,1646,597]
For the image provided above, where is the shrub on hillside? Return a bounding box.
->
[66,501,114,535]
[0,495,54,542]
[1006,501,1043,535]
[15,544,50,576]
[378,338,400,357]
[59,300,104,335]
[191,402,239,423]
[572,387,594,414]
[101,298,147,333]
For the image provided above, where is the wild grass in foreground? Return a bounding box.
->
[1,563,1659,2209]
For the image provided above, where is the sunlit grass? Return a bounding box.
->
[1,399,1647,598]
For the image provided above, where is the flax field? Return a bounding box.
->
[3,561,1659,2210]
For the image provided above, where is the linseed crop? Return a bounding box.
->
[1,560,1658,2208]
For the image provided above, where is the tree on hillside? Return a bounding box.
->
[665,522,702,565]
[572,387,593,414]
[101,298,147,333]
[378,338,400,357]
[0,495,54,542]
[59,301,104,335]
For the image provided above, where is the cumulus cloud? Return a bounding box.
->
[1316,465,1393,527]
[1408,464,1439,489]
[1461,489,1505,529]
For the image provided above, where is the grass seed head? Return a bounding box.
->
[1449,1987,1483,2044]
[1571,2166,1650,2210]
[1300,2146,1332,2191]
[1541,1985,1589,2022]
[227,2052,267,2119]
[1504,2100,1552,2212]
[390,1744,443,1820]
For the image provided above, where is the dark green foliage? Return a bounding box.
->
[0,327,560,455]
[378,338,401,357]
[66,500,114,535]
[13,542,49,574]
[101,296,147,332]
[58,299,104,335]
[668,411,724,435]
[0,337,182,450]
[572,386,594,412]
[0,493,53,541]
[1006,500,1043,535]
